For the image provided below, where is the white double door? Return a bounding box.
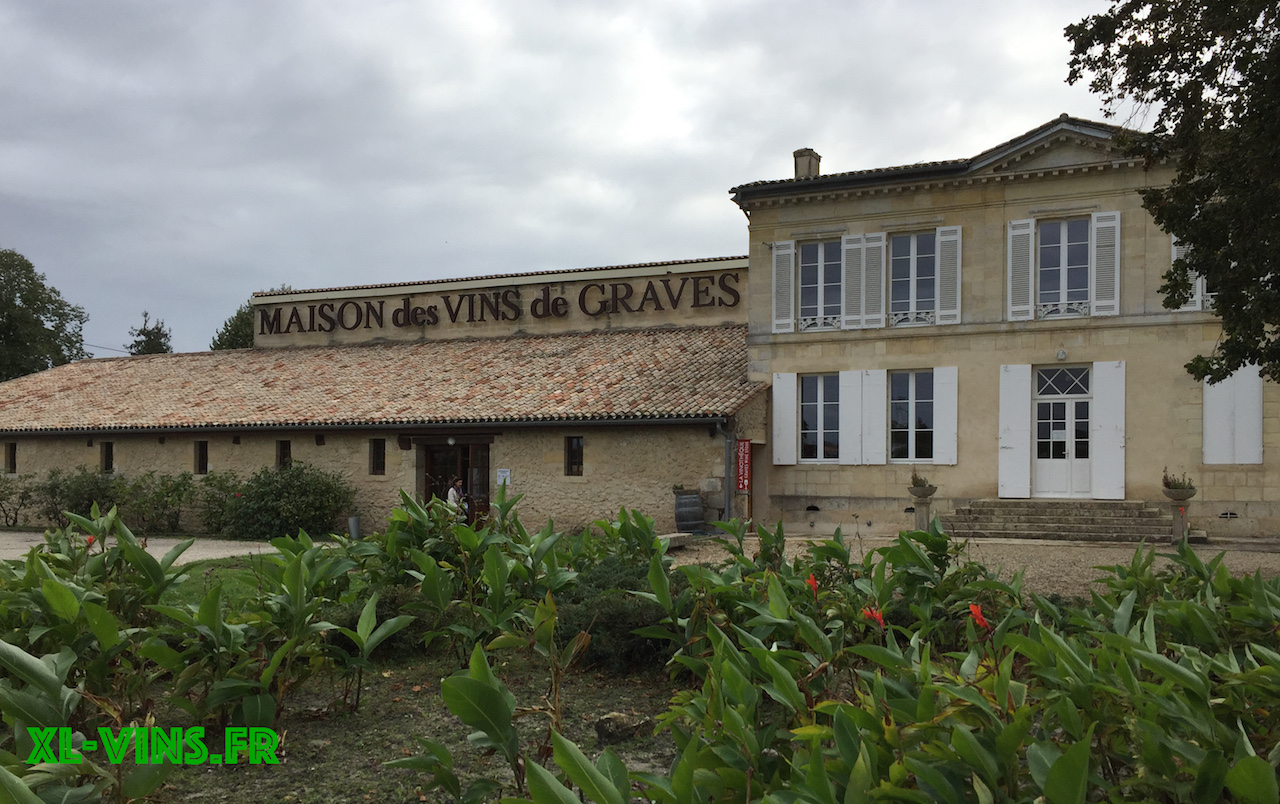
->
[998,361,1125,500]
[1031,367,1091,497]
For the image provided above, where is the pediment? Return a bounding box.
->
[969,120,1122,176]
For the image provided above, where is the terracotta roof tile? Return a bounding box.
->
[0,325,763,434]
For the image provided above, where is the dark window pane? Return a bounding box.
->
[1041,268,1060,290]
[800,404,816,431]
[915,371,933,400]
[1038,442,1051,459]
[1067,243,1088,267]
[891,373,910,399]
[915,401,933,430]
[824,264,840,286]
[823,403,839,429]
[824,241,841,263]
[891,402,910,430]
[915,431,933,460]
[1040,222,1061,246]
[1067,265,1088,290]
[1053,402,1066,418]
[801,434,817,459]
[1038,422,1051,439]
[1067,218,1089,243]
[824,374,839,398]
[823,435,839,460]
[916,255,935,277]
[917,232,935,256]
[1075,400,1089,419]
[1076,441,1089,459]
[1052,441,1066,459]
[800,243,819,263]
[891,431,908,459]
[892,235,911,257]
[892,257,911,280]
[801,376,818,401]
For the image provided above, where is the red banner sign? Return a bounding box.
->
[736,439,751,491]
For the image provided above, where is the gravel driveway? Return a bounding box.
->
[672,535,1280,599]
[0,530,273,563]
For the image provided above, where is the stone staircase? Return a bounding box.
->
[942,499,1204,543]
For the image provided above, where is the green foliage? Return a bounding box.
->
[0,472,36,526]
[209,301,254,350]
[192,469,242,535]
[31,466,193,533]
[217,461,356,540]
[0,248,90,382]
[124,310,172,355]
[1066,1,1280,381]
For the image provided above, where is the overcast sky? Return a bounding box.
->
[0,0,1116,355]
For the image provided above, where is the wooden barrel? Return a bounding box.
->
[674,491,704,533]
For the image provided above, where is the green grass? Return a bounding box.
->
[163,555,264,609]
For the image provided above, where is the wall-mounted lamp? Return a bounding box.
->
[446,436,456,446]
[1056,349,1068,361]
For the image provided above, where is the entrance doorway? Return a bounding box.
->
[424,442,491,522]
[1032,366,1091,498]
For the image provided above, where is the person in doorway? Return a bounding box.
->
[447,476,468,521]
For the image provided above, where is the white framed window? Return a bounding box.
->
[799,374,840,461]
[889,370,934,461]
[797,241,843,331]
[889,233,936,326]
[772,226,961,334]
[1008,211,1119,321]
[1171,235,1215,312]
[1203,365,1262,464]
[773,367,957,467]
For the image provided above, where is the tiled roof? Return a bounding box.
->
[0,325,763,434]
[729,115,1129,200]
[253,255,748,300]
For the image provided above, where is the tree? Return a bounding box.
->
[211,285,291,351]
[1066,1,1280,382]
[0,249,90,381]
[210,301,253,350]
[126,311,173,355]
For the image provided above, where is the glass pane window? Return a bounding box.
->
[369,438,386,476]
[889,232,936,324]
[564,436,584,476]
[798,241,842,329]
[1038,219,1090,313]
[800,374,839,461]
[889,370,934,461]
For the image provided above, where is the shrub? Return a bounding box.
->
[221,461,356,540]
[122,470,194,533]
[558,590,672,674]
[33,467,128,528]
[0,473,35,526]
[194,469,244,535]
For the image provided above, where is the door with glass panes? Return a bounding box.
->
[1031,367,1091,497]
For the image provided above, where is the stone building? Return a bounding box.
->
[2,115,1272,541]
[733,115,1273,540]
[0,257,765,534]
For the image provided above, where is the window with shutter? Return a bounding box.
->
[1204,365,1263,464]
[772,373,798,465]
[772,242,795,333]
[1007,212,1121,320]
[1171,235,1212,312]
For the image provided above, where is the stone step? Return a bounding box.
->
[950,511,1168,524]
[944,524,1172,538]
[945,528,1205,544]
[961,499,1160,514]
[947,517,1172,530]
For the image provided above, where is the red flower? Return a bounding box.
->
[1178,506,1186,516]
[234,493,242,498]
[861,606,885,628]
[969,603,990,629]
[806,573,819,599]
[85,535,95,547]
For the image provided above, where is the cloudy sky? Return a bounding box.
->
[0,0,1117,355]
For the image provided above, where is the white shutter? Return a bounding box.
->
[841,235,865,329]
[1091,211,1121,316]
[772,241,795,333]
[862,234,886,329]
[1090,361,1126,499]
[1007,220,1035,321]
[998,364,1032,497]
[1171,236,1201,312]
[1204,365,1264,464]
[838,370,863,465]
[932,366,958,465]
[936,226,962,325]
[772,372,798,465]
[861,369,888,465]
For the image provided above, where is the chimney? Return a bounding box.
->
[793,148,821,179]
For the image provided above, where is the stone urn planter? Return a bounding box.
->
[907,485,938,499]
[1162,487,1196,502]
[907,483,937,531]
[1162,481,1196,543]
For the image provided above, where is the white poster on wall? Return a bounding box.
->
[495,468,512,488]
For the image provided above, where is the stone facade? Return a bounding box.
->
[731,117,1277,540]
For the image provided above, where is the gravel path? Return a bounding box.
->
[0,530,273,563]
[671,535,1280,599]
